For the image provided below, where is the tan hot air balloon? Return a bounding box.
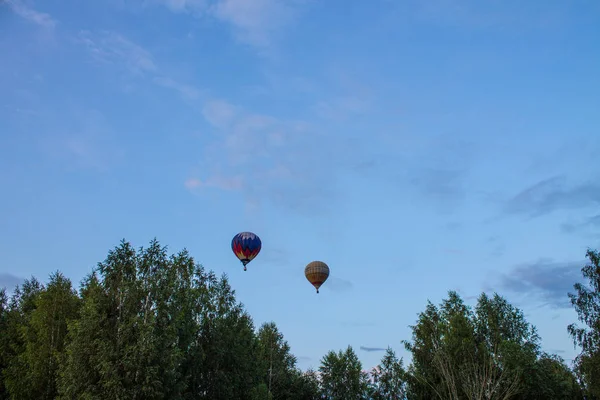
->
[305,261,330,294]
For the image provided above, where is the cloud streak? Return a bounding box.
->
[77,30,157,75]
[189,99,341,215]
[211,0,298,49]
[397,133,478,213]
[360,346,386,352]
[154,0,307,53]
[5,0,57,28]
[505,176,600,218]
[155,0,207,14]
[326,276,353,292]
[404,0,568,30]
[562,214,600,234]
[76,30,200,100]
[496,259,584,309]
[74,30,343,215]
[38,106,125,171]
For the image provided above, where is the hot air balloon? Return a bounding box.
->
[231,232,262,271]
[305,261,329,293]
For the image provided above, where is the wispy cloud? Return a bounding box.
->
[153,0,307,52]
[77,30,157,75]
[201,99,238,129]
[404,0,568,30]
[256,247,290,266]
[76,30,199,100]
[326,276,353,292]
[209,0,300,50]
[155,0,207,14]
[189,98,340,215]
[505,176,600,218]
[313,95,371,122]
[153,76,201,100]
[496,259,585,309]
[403,134,477,213]
[184,175,243,191]
[562,214,600,234]
[486,235,506,258]
[360,346,386,352]
[5,0,57,28]
[38,106,125,171]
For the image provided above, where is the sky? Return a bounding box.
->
[1,0,599,371]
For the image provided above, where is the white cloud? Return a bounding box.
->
[202,99,238,129]
[153,76,201,100]
[153,0,306,51]
[210,0,297,48]
[77,30,157,75]
[314,95,372,122]
[5,0,57,28]
[185,175,244,190]
[188,98,338,215]
[155,0,207,13]
[76,30,201,101]
[38,107,125,172]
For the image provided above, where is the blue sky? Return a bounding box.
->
[1,0,599,370]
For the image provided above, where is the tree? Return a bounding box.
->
[59,239,263,399]
[403,291,476,400]
[456,343,522,400]
[291,369,321,400]
[319,345,370,400]
[250,383,273,400]
[473,293,538,400]
[2,277,44,399]
[569,248,600,398]
[0,288,9,400]
[255,321,302,399]
[531,353,583,400]
[403,291,544,400]
[15,272,80,400]
[194,274,261,400]
[58,240,162,399]
[371,347,406,400]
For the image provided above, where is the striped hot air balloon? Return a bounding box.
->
[231,232,262,271]
[305,261,330,293]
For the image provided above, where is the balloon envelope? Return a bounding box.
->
[231,232,262,271]
[305,261,330,293]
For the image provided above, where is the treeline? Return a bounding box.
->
[0,239,598,399]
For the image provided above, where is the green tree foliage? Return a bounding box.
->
[194,276,260,400]
[0,288,9,400]
[370,347,406,400]
[473,293,539,400]
[0,239,586,399]
[532,353,583,400]
[249,383,273,400]
[292,369,321,400]
[19,272,80,400]
[319,345,370,399]
[3,277,45,399]
[255,322,302,399]
[403,291,480,400]
[57,239,262,399]
[403,290,579,400]
[252,322,321,399]
[569,248,600,398]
